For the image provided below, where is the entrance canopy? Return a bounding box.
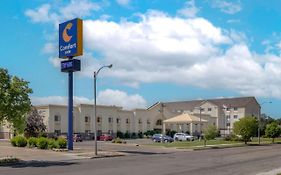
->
[163,113,208,124]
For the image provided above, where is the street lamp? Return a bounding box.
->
[258,101,272,144]
[94,64,113,155]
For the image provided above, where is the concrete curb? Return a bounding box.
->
[0,156,20,166]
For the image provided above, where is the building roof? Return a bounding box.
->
[150,96,259,111]
[207,97,259,108]
[163,113,208,124]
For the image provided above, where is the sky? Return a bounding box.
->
[0,0,281,117]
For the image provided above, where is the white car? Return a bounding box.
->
[173,133,194,141]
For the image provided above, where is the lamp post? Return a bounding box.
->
[258,101,272,144]
[94,64,113,155]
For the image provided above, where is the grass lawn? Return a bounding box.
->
[148,137,281,149]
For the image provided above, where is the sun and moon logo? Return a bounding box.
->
[62,22,73,43]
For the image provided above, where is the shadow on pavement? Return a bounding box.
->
[0,160,78,168]
[119,150,169,155]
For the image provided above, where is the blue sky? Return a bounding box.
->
[0,0,281,117]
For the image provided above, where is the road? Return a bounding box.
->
[1,144,281,175]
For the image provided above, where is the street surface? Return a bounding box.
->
[1,142,281,175]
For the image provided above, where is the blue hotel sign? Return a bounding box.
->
[59,18,83,58]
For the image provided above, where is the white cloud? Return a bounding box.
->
[25,0,100,25]
[211,0,242,14]
[31,89,147,110]
[59,0,100,20]
[97,89,147,109]
[27,3,281,99]
[42,42,56,54]
[177,0,199,18]
[25,4,57,23]
[116,0,130,7]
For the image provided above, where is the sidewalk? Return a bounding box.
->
[0,141,124,163]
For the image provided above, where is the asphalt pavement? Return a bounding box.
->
[1,142,281,175]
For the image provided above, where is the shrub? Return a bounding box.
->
[124,132,130,139]
[117,131,124,139]
[57,137,67,149]
[224,134,243,142]
[38,132,48,138]
[112,137,123,144]
[138,132,143,138]
[48,139,59,149]
[131,132,137,139]
[28,137,38,147]
[15,136,27,147]
[37,137,49,149]
[10,137,17,147]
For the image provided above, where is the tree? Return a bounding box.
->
[0,68,33,134]
[24,107,46,138]
[233,117,258,144]
[260,113,275,136]
[265,122,281,143]
[203,125,218,146]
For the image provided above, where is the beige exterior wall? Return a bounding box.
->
[33,97,260,138]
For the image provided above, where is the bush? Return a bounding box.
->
[57,137,67,149]
[15,136,27,147]
[28,137,38,147]
[38,132,48,138]
[37,137,49,149]
[131,132,137,139]
[138,132,143,138]
[224,134,243,142]
[10,137,17,147]
[124,132,130,139]
[48,139,59,149]
[117,131,124,139]
[112,137,123,144]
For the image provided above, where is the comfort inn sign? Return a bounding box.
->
[59,18,83,58]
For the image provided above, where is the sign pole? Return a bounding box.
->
[68,57,74,150]
[59,18,83,151]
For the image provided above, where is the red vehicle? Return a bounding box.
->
[99,134,113,141]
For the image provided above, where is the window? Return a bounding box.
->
[116,118,120,124]
[234,115,238,119]
[156,119,162,126]
[226,108,230,111]
[208,108,212,111]
[147,120,151,124]
[126,118,130,124]
[200,108,205,112]
[97,117,102,123]
[226,115,230,120]
[85,116,90,123]
[234,107,238,111]
[138,119,142,124]
[54,115,60,122]
[108,117,112,123]
[226,123,230,126]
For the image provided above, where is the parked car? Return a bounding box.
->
[73,134,83,142]
[99,134,113,141]
[152,134,174,143]
[173,133,194,141]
